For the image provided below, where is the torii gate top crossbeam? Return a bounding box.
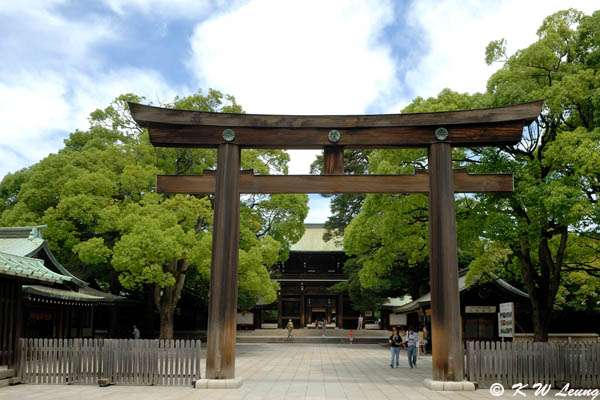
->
[129,100,543,149]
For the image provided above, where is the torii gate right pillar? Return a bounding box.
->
[428,142,464,382]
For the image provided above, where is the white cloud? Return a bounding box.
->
[187,0,398,115]
[0,2,187,178]
[0,2,117,70]
[0,68,182,178]
[101,0,242,20]
[185,0,399,222]
[286,150,320,175]
[400,0,599,109]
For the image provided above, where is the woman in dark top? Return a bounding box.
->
[389,327,402,368]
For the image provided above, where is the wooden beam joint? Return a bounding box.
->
[323,147,344,175]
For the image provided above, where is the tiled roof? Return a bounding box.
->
[0,226,125,303]
[0,251,73,284]
[393,271,528,313]
[23,285,126,303]
[0,225,87,287]
[0,236,43,256]
[381,296,412,307]
[0,225,46,240]
[79,286,126,301]
[23,285,104,300]
[290,224,344,252]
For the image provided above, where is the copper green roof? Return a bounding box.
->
[0,225,87,287]
[290,224,344,252]
[22,285,125,303]
[0,251,73,284]
[23,285,104,301]
[381,296,412,307]
[394,271,528,313]
[0,227,45,256]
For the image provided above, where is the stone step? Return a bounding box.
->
[240,329,389,337]
[0,377,20,388]
[237,336,387,344]
[0,369,14,380]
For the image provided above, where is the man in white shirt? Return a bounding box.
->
[404,327,419,368]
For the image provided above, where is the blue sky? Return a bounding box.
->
[1,0,597,223]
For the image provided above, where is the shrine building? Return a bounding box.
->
[256,223,361,329]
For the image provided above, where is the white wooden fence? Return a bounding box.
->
[18,338,202,386]
[466,341,600,389]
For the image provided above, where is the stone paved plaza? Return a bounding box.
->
[0,343,534,400]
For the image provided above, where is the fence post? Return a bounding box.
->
[18,338,25,382]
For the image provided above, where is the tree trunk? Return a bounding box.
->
[530,295,551,342]
[516,226,567,342]
[153,263,188,340]
[159,306,174,340]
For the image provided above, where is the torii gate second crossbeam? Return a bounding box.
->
[129,100,543,385]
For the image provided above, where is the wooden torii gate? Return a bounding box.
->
[129,100,542,384]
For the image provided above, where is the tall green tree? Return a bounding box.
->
[332,9,600,340]
[472,8,600,341]
[342,142,480,301]
[0,90,308,338]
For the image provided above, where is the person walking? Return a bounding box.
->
[357,315,363,330]
[404,327,419,368]
[132,325,140,339]
[285,319,294,339]
[389,327,402,368]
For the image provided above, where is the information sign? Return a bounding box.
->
[498,302,514,338]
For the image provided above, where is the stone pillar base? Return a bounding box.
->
[195,377,243,389]
[423,378,475,391]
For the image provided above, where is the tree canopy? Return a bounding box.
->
[0,89,308,338]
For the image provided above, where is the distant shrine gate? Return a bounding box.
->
[130,100,543,383]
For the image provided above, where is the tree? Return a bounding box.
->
[334,9,600,341]
[0,89,308,338]
[470,9,600,341]
[97,193,213,339]
[342,144,479,301]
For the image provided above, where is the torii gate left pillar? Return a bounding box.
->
[205,143,240,379]
[428,142,463,382]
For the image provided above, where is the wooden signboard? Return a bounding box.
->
[236,312,254,326]
[465,306,496,314]
[389,313,407,326]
